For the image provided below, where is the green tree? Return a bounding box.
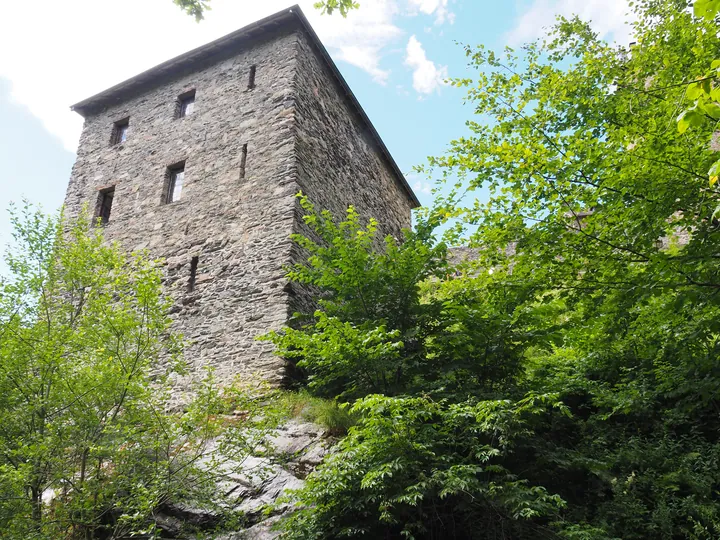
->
[267,0,720,538]
[0,205,276,539]
[422,0,720,535]
[265,198,569,538]
[263,195,535,402]
[431,0,720,535]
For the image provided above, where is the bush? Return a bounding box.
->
[0,205,282,538]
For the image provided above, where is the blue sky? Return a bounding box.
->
[0,0,632,255]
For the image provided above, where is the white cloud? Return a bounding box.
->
[337,46,392,84]
[507,0,632,46]
[412,180,432,194]
[0,0,403,152]
[408,0,453,24]
[311,0,402,84]
[404,35,448,95]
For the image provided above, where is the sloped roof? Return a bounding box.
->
[70,5,419,207]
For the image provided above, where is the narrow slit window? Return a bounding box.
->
[177,90,196,118]
[96,186,115,225]
[188,256,199,292]
[164,163,185,204]
[248,65,256,89]
[239,144,248,179]
[111,118,129,145]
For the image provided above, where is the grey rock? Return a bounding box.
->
[157,501,223,533]
[267,421,323,456]
[154,419,332,538]
[217,515,284,540]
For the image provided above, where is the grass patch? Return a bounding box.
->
[280,391,358,436]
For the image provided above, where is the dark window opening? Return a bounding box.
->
[188,256,199,292]
[177,90,196,118]
[248,65,256,89]
[96,186,115,225]
[164,162,185,204]
[111,118,129,145]
[239,143,248,179]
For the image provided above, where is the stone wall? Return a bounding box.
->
[291,31,415,242]
[65,30,302,385]
[286,30,416,321]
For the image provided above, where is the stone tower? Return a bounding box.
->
[64,6,419,385]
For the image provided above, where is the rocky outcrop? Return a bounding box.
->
[156,419,332,539]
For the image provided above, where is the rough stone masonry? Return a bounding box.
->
[64,5,419,386]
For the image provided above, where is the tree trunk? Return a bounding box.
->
[30,485,42,529]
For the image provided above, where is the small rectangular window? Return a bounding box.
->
[96,186,115,225]
[111,118,129,145]
[239,143,248,179]
[248,65,256,89]
[177,90,196,118]
[164,163,185,204]
[188,256,199,292]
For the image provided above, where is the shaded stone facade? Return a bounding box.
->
[64,6,418,385]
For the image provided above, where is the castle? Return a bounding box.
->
[64,6,419,384]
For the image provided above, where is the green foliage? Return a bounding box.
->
[263,195,536,403]
[279,391,357,436]
[170,0,359,21]
[694,0,720,19]
[282,394,569,539]
[266,311,404,399]
[265,1,720,538]
[427,0,719,536]
[0,204,281,538]
[264,194,445,399]
[172,0,211,21]
[677,1,720,215]
[313,0,359,17]
[264,199,569,537]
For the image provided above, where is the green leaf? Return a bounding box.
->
[686,82,704,100]
[700,101,720,119]
[694,0,720,20]
[677,108,705,133]
[709,159,720,186]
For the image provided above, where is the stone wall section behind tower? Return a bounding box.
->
[64,31,302,386]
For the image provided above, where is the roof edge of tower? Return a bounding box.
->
[70,5,420,208]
